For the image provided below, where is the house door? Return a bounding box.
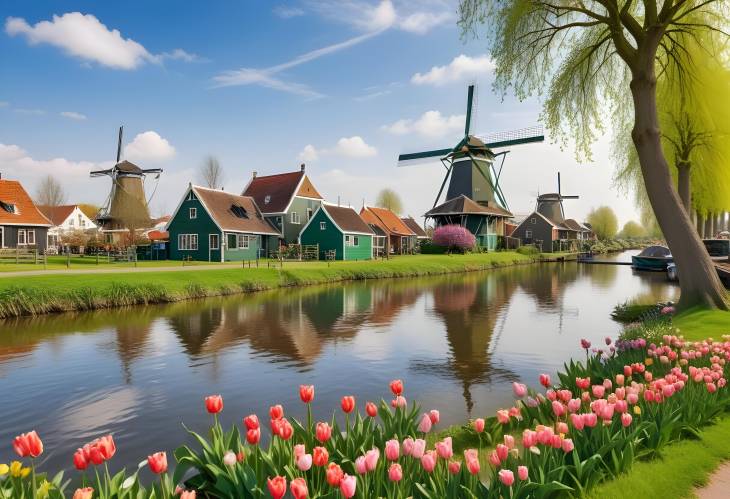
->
[209,234,220,262]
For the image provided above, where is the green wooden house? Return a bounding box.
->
[299,204,374,260]
[242,164,323,245]
[167,184,280,261]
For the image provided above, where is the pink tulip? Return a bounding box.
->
[296,453,312,471]
[592,385,605,398]
[428,409,440,425]
[496,444,508,462]
[567,398,581,413]
[402,437,414,456]
[570,413,585,430]
[526,396,539,408]
[354,456,367,475]
[503,434,515,449]
[583,413,598,428]
[466,452,480,475]
[580,339,591,349]
[522,429,537,448]
[558,390,572,402]
[315,422,332,443]
[576,377,591,390]
[365,448,379,471]
[436,437,453,460]
[546,389,557,401]
[388,463,403,482]
[448,460,462,474]
[557,422,569,435]
[412,439,426,459]
[489,450,501,466]
[223,451,236,467]
[391,396,407,408]
[293,444,305,459]
[552,401,566,417]
[496,410,510,424]
[474,418,486,433]
[421,451,437,473]
[385,439,400,461]
[509,406,522,420]
[561,438,574,453]
[518,465,529,481]
[339,474,356,498]
[418,413,433,433]
[627,393,639,405]
[616,374,625,386]
[707,382,718,393]
[621,413,633,427]
[513,382,528,398]
[615,400,628,414]
[603,379,613,390]
[499,469,515,487]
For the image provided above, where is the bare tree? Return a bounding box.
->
[35,175,67,207]
[199,156,224,189]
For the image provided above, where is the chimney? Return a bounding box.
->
[253,171,257,178]
[300,163,306,172]
[338,195,341,207]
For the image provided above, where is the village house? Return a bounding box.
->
[38,204,98,252]
[359,206,416,254]
[166,184,280,262]
[299,204,374,260]
[511,192,588,253]
[242,164,323,247]
[0,176,53,251]
[400,216,429,251]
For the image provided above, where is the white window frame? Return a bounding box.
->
[27,230,35,245]
[237,234,250,249]
[345,235,359,247]
[189,207,197,219]
[525,230,533,239]
[0,227,4,248]
[18,229,26,245]
[531,218,536,224]
[320,221,327,230]
[291,211,300,224]
[178,233,198,250]
[307,208,313,220]
[264,195,271,204]
[209,234,219,250]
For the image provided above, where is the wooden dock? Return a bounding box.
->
[716,262,730,287]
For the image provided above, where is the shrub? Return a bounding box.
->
[516,245,540,256]
[432,225,476,252]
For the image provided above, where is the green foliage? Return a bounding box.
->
[516,245,540,256]
[619,221,645,239]
[611,302,660,323]
[375,188,403,215]
[586,207,619,240]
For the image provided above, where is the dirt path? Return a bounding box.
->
[696,461,730,499]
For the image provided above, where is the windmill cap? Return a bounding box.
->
[114,160,144,174]
[537,193,562,200]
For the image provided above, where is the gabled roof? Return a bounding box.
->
[360,206,415,237]
[38,204,77,226]
[401,217,428,238]
[322,205,374,235]
[116,160,144,174]
[368,223,386,237]
[563,218,591,232]
[242,170,323,214]
[0,180,53,226]
[191,185,280,235]
[424,195,513,218]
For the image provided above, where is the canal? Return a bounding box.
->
[0,251,677,473]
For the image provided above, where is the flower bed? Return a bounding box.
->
[2,334,729,498]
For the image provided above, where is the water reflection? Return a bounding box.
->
[0,253,678,471]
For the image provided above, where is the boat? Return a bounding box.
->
[703,239,730,261]
[632,245,673,271]
[666,262,678,282]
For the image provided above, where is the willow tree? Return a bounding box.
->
[459,0,729,309]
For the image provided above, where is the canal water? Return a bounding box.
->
[0,251,677,474]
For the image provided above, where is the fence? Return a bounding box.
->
[0,248,44,265]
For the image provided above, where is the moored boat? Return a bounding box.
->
[632,245,673,271]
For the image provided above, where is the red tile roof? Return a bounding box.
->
[38,204,77,226]
[147,230,169,241]
[360,206,415,237]
[242,171,322,214]
[0,180,53,226]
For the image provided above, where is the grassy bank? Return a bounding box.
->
[674,307,730,340]
[0,252,534,318]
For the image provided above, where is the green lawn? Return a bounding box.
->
[673,307,730,340]
[0,252,534,318]
[0,255,246,272]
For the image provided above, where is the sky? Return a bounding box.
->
[0,0,639,226]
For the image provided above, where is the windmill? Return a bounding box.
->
[91,126,163,232]
[535,172,579,223]
[398,85,544,212]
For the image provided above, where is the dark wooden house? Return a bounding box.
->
[0,178,52,251]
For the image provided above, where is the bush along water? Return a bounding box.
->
[2,334,729,498]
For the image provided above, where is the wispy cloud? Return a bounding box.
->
[411,54,495,86]
[60,111,87,120]
[14,108,45,115]
[311,0,452,34]
[273,5,306,19]
[298,136,377,161]
[382,110,465,138]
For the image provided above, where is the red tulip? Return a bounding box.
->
[269,405,284,420]
[539,374,551,388]
[246,428,261,445]
[273,418,293,440]
[243,414,260,430]
[13,431,43,458]
[428,409,440,425]
[389,379,404,396]
[147,452,167,474]
[73,448,88,470]
[448,460,461,474]
[312,446,329,467]
[326,463,344,487]
[95,435,116,461]
[341,396,355,414]
[299,385,315,404]
[267,476,287,499]
[290,477,308,499]
[315,422,332,443]
[205,395,223,414]
[365,402,378,418]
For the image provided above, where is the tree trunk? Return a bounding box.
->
[676,162,691,214]
[629,42,728,310]
[705,215,713,239]
[697,213,706,238]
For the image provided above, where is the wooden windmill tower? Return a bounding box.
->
[535,172,579,223]
[91,126,163,236]
[398,85,544,212]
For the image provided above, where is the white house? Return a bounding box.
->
[38,204,98,250]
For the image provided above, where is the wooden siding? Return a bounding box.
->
[512,214,555,252]
[167,194,222,261]
[224,233,260,261]
[279,196,322,244]
[0,225,49,251]
[300,208,343,259]
[343,233,373,261]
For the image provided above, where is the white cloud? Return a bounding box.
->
[411,54,496,86]
[159,48,201,63]
[60,111,87,120]
[399,11,452,34]
[298,136,377,161]
[312,1,450,34]
[123,131,176,162]
[273,5,305,18]
[5,12,197,70]
[382,111,465,138]
[14,108,45,115]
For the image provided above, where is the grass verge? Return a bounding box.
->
[674,307,730,341]
[0,252,534,318]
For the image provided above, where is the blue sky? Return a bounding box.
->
[0,0,638,224]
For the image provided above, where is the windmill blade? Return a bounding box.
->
[477,126,545,149]
[141,168,164,174]
[90,169,114,177]
[398,148,453,164]
[464,84,474,136]
[561,195,580,199]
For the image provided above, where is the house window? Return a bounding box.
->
[531,218,536,224]
[345,235,359,247]
[27,230,35,245]
[264,195,271,204]
[209,234,219,250]
[231,205,248,218]
[237,234,250,249]
[307,208,313,220]
[187,191,196,201]
[69,219,75,227]
[291,211,300,224]
[0,201,16,214]
[178,234,198,250]
[18,229,26,245]
[189,207,197,219]
[320,222,326,230]
[525,230,533,239]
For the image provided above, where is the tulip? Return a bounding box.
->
[504,434,515,449]
[558,389,572,402]
[366,402,378,418]
[355,456,367,474]
[561,438,574,453]
[412,439,426,459]
[448,460,462,474]
[496,443,509,462]
[615,400,628,414]
[290,477,308,499]
[269,405,284,420]
[391,396,407,408]
[616,374,625,386]
[552,401,566,417]
[513,382,528,398]
[180,491,196,499]
[592,385,605,398]
[421,450,437,473]
[496,409,510,424]
[707,382,718,393]
[278,418,294,440]
[466,456,480,475]
[583,413,598,428]
[389,463,403,481]
[73,449,88,470]
[567,398,581,413]
[509,406,522,420]
[429,409,440,425]
[518,465,529,481]
[570,413,585,430]
[576,377,591,390]
[72,488,94,499]
[539,373,551,387]
[436,437,453,459]
[525,396,539,408]
[296,453,312,471]
[315,422,332,443]
[204,395,223,414]
[522,429,538,448]
[313,447,329,467]
[339,474,356,498]
[402,437,415,456]
[147,452,167,474]
[365,448,379,471]
[488,451,501,466]
[13,431,43,458]
[499,469,515,487]
[341,396,355,413]
[246,428,261,445]
[581,339,591,349]
[326,463,344,487]
[385,439,400,461]
[390,379,404,396]
[294,444,305,459]
[556,422,569,435]
[267,476,287,499]
[474,418,485,433]
[621,413,633,427]
[418,413,433,433]
[546,389,557,401]
[243,414,260,430]
[223,451,237,467]
[299,385,314,404]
